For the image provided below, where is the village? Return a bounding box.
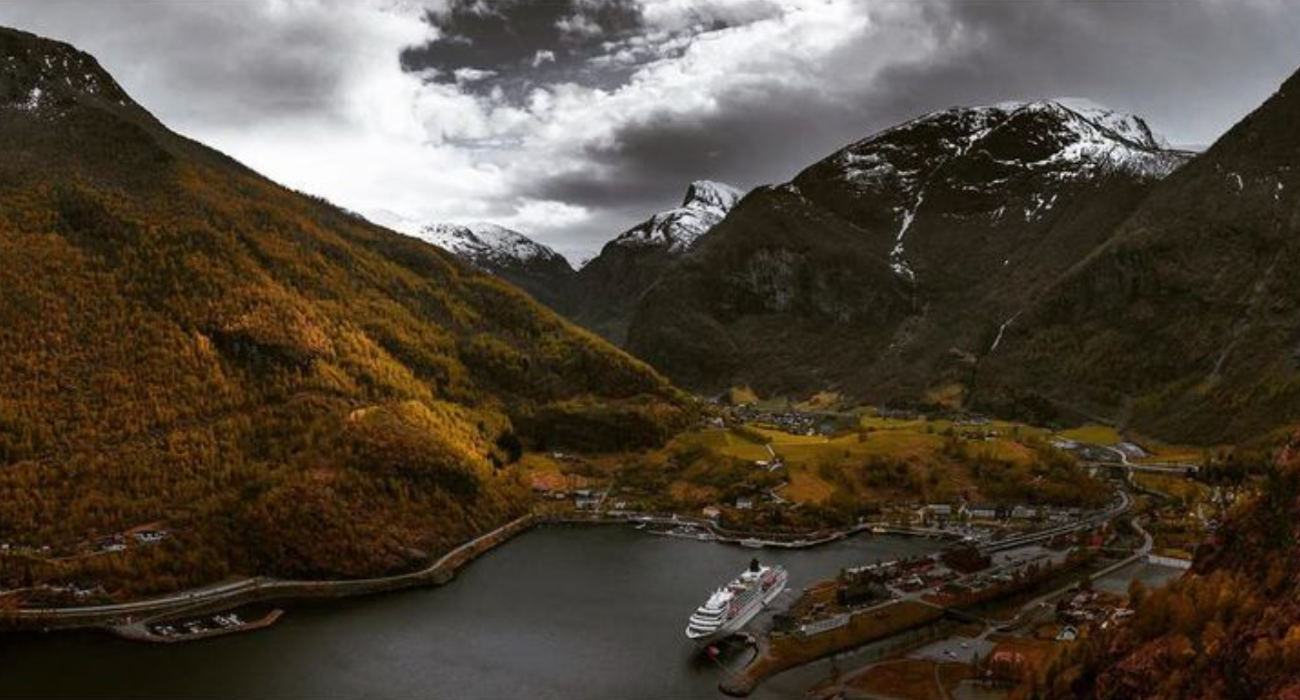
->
[0,524,173,607]
[524,400,1213,698]
[1,398,1213,699]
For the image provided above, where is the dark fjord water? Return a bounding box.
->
[0,526,946,699]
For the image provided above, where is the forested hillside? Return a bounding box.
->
[1038,436,1300,699]
[0,27,688,597]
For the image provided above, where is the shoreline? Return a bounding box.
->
[4,510,939,641]
[5,513,539,636]
[6,502,1105,645]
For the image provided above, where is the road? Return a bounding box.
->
[10,514,535,625]
[977,489,1131,554]
[994,514,1153,633]
[8,478,1138,630]
[1084,445,1199,475]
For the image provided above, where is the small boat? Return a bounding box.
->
[739,538,765,549]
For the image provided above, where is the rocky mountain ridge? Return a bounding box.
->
[419,221,575,308]
[625,98,1193,413]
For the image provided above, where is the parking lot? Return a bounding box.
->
[909,634,995,664]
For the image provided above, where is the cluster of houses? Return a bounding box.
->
[572,489,617,511]
[698,493,769,520]
[919,502,1085,525]
[728,406,834,436]
[1054,588,1133,636]
[0,542,51,556]
[40,582,105,600]
[844,556,959,596]
[96,529,169,553]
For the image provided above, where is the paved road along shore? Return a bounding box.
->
[8,514,538,630]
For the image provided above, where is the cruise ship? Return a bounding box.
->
[685,559,788,645]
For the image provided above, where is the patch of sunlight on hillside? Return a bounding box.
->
[1058,423,1122,445]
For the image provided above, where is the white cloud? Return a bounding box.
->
[396,0,937,255]
[1,0,1297,263]
[0,0,934,260]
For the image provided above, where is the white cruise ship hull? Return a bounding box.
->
[685,566,788,646]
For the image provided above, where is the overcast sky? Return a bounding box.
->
[2,0,1298,262]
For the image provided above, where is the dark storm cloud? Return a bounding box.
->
[3,0,1298,260]
[525,0,1300,244]
[401,0,787,103]
[0,0,393,128]
[869,0,1300,149]
[402,0,648,98]
[529,83,869,209]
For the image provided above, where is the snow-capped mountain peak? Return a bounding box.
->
[611,180,746,252]
[420,221,567,269]
[817,98,1192,282]
[1047,97,1166,148]
[681,179,744,211]
[840,99,1183,185]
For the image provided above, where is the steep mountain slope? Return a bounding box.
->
[1041,435,1300,699]
[0,27,687,595]
[983,68,1300,443]
[627,100,1191,398]
[420,221,575,308]
[563,180,745,343]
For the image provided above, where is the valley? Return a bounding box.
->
[0,387,1217,700]
[0,9,1298,700]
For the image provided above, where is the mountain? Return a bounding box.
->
[562,179,745,343]
[980,69,1300,443]
[420,222,575,308]
[606,179,744,252]
[410,181,743,345]
[626,100,1192,406]
[0,26,688,595]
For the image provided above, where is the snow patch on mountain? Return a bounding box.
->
[420,222,567,269]
[839,99,1185,193]
[610,180,745,252]
[829,99,1192,281]
[2,38,130,112]
[890,195,922,281]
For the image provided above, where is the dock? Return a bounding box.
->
[112,609,285,644]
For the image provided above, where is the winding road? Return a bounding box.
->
[10,514,536,627]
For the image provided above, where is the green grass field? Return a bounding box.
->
[677,413,1094,506]
[1057,423,1123,445]
[601,408,1112,519]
